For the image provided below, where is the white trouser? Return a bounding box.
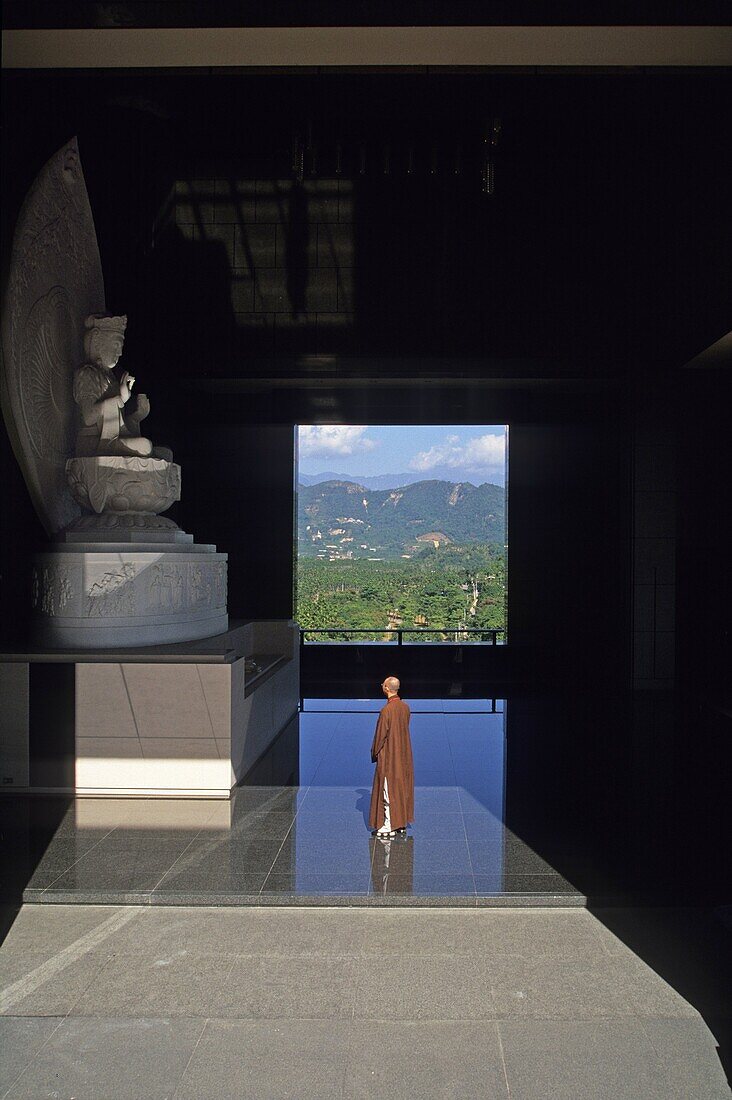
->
[378,777,391,833]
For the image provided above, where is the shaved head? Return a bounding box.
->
[384,676,400,693]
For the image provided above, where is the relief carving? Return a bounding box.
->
[86,563,136,617]
[214,562,228,608]
[150,563,186,612]
[37,564,75,616]
[190,564,211,606]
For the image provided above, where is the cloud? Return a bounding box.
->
[409,431,506,473]
[298,425,377,458]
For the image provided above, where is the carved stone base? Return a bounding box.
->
[31,544,228,648]
[63,513,194,544]
[66,456,181,516]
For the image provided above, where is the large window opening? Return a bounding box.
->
[296,425,508,643]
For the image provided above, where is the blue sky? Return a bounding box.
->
[297,425,507,485]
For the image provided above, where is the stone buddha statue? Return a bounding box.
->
[65,312,179,527]
[72,314,170,460]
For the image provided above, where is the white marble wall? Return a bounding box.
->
[75,662,233,795]
[74,621,300,795]
[230,658,300,784]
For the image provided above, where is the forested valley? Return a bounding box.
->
[296,477,507,641]
[297,543,506,641]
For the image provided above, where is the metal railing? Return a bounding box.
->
[300,627,505,645]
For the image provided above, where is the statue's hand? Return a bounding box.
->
[135,393,150,420]
[120,371,135,403]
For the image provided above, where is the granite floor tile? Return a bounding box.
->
[0,905,127,955]
[214,908,370,955]
[639,1017,732,1099]
[0,949,112,993]
[489,954,603,1019]
[414,764,457,787]
[468,838,559,876]
[201,834,290,865]
[269,841,373,876]
[217,955,359,1018]
[95,828,203,848]
[298,787,369,812]
[43,862,168,895]
[474,910,610,959]
[311,764,373,786]
[85,906,369,957]
[173,1018,350,1100]
[149,893,263,907]
[261,872,370,895]
[71,953,236,1017]
[456,787,504,813]
[155,836,286,880]
[26,835,110,871]
[4,1016,205,1100]
[498,1018,677,1100]
[71,906,251,957]
[353,955,495,1020]
[161,834,287,876]
[620,955,702,1018]
[152,870,269,896]
[365,893,478,908]
[21,870,68,892]
[467,845,503,875]
[413,788,462,813]
[343,1019,509,1099]
[0,950,48,990]
[369,873,476,897]
[462,811,506,841]
[410,839,473,875]
[228,810,297,839]
[489,954,695,1020]
[232,787,304,814]
[0,1016,60,1095]
[406,812,467,840]
[0,951,113,1017]
[27,889,154,906]
[501,842,560,875]
[291,811,372,836]
[359,910,487,956]
[473,873,581,895]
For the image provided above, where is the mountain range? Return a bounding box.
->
[298,478,505,559]
[298,468,503,490]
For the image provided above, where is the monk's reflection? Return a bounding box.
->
[370,832,414,895]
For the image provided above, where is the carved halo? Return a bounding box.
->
[0,137,106,536]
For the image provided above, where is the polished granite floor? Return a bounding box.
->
[2,904,730,1098]
[1,698,606,907]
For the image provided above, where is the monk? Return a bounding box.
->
[369,676,415,839]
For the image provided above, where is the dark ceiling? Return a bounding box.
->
[2,68,731,377]
[3,1,731,29]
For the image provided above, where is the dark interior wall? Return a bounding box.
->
[164,386,628,685]
[180,415,296,622]
[677,367,732,700]
[507,416,630,683]
[1,69,728,694]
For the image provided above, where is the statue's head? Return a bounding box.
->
[84,313,127,368]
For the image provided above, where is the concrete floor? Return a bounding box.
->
[0,904,729,1099]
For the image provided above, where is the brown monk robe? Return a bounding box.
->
[369,677,415,834]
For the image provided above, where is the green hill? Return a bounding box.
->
[298,478,505,559]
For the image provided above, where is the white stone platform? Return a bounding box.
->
[0,622,299,798]
[31,543,228,648]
